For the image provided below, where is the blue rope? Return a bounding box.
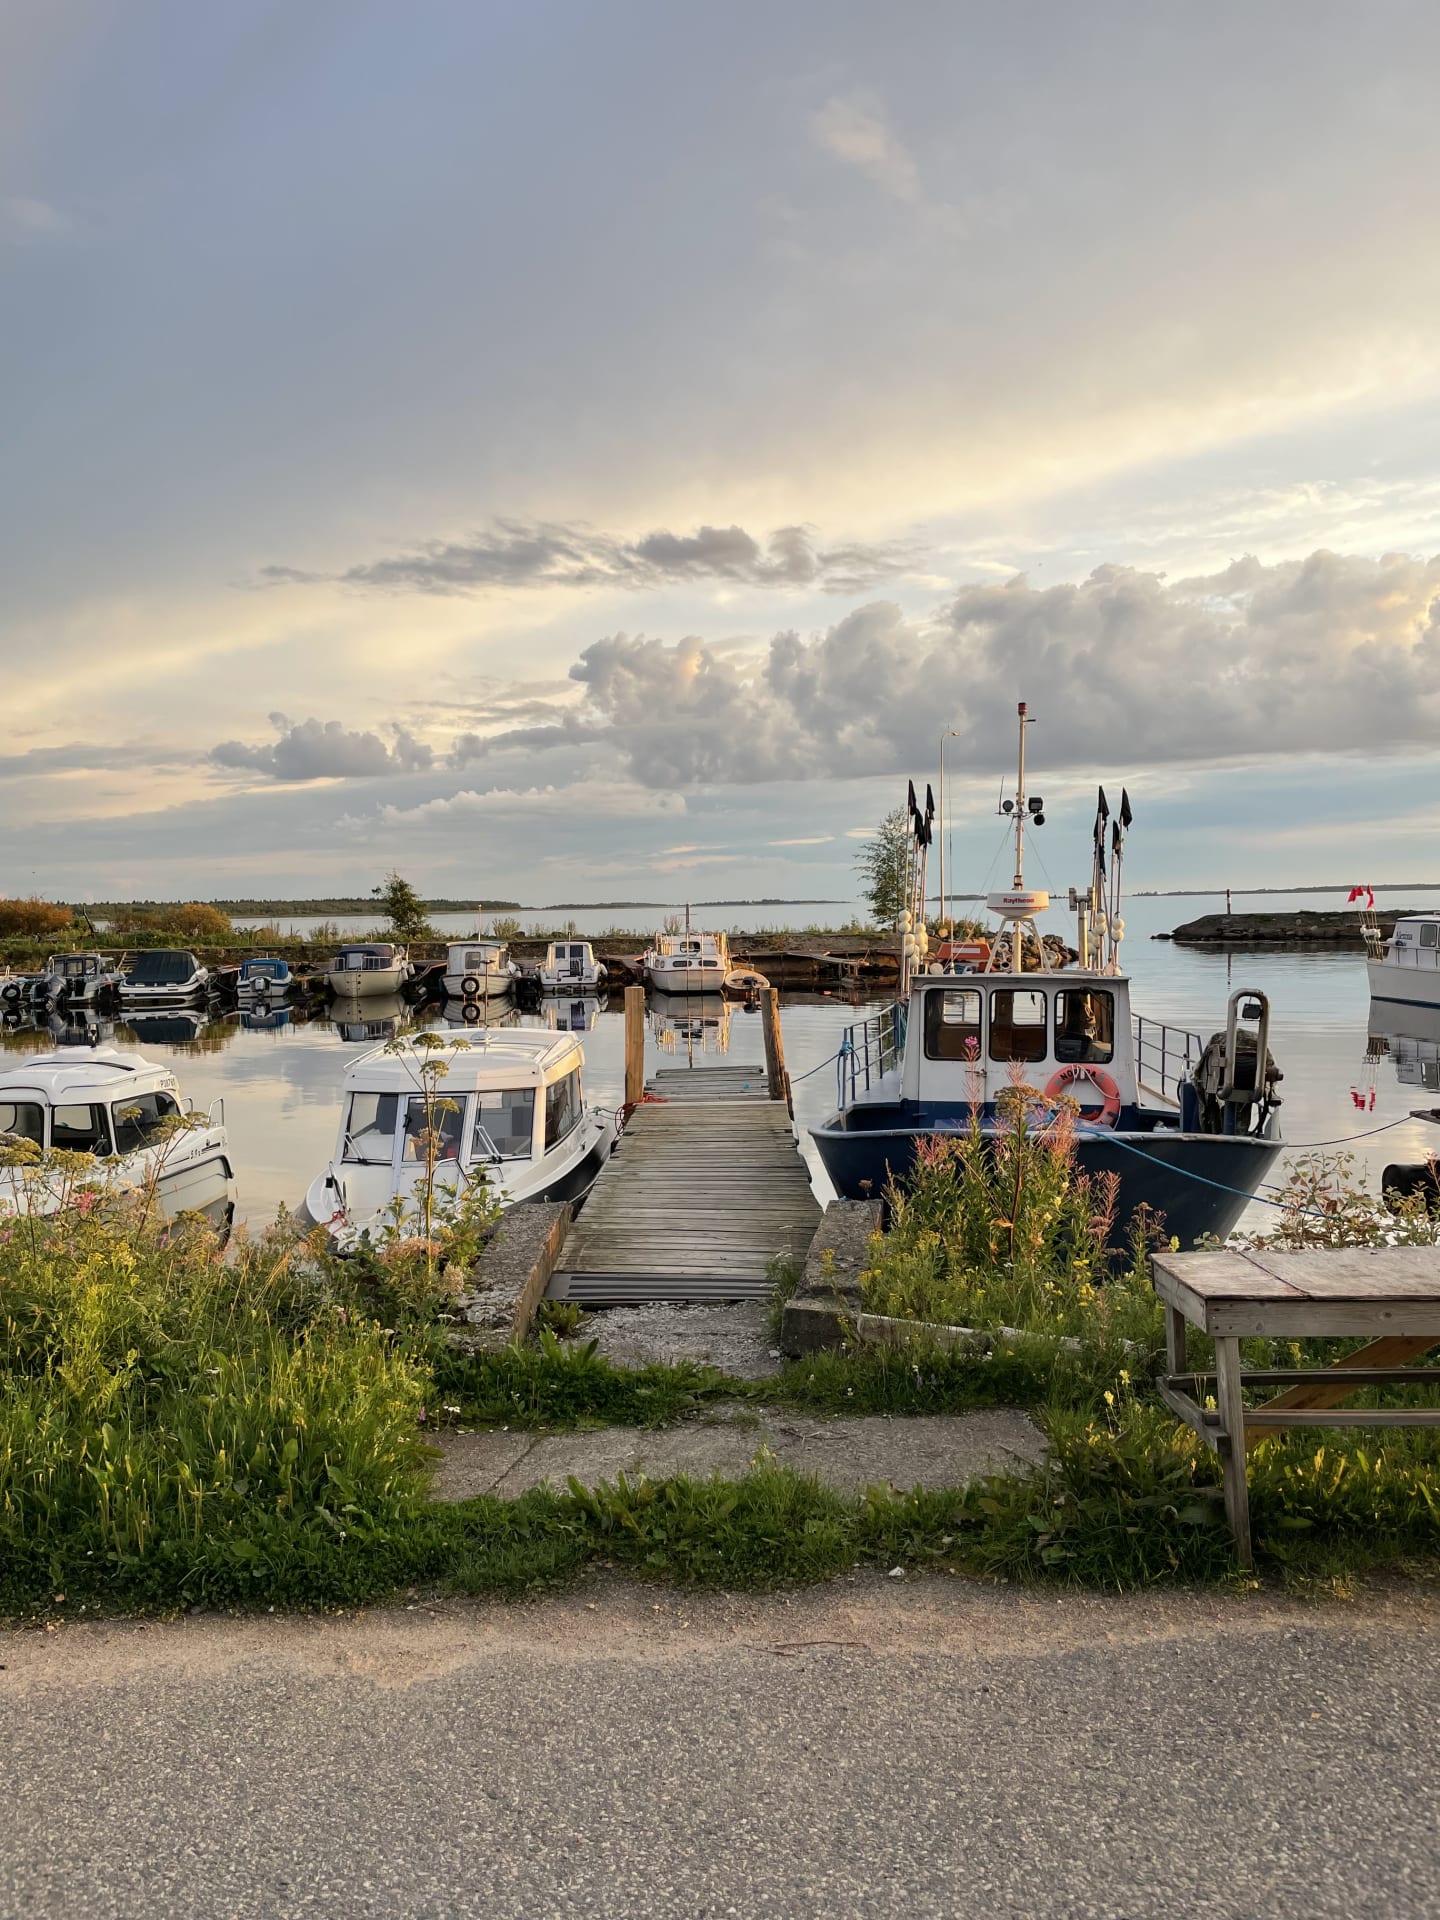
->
[1071,1123,1369,1221]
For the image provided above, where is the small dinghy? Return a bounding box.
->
[0,1048,236,1228]
[304,1028,612,1248]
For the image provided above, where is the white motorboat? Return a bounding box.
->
[328,942,412,1000]
[536,939,607,993]
[29,952,125,1011]
[442,940,518,1002]
[1365,912,1440,1009]
[644,928,731,994]
[304,1028,612,1247]
[0,1049,236,1229]
[120,949,211,1007]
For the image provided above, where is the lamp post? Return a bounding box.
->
[938,729,960,938]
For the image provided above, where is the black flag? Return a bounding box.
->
[922,784,936,847]
[1119,788,1133,830]
[1112,819,1122,856]
[907,779,918,820]
[1094,786,1109,840]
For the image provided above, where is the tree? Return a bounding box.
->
[853,809,911,928]
[372,872,434,942]
[0,897,73,938]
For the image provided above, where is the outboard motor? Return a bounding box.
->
[1382,1161,1440,1210]
[1190,989,1282,1135]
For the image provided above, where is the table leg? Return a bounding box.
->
[1165,1304,1187,1375]
[1214,1335,1252,1569]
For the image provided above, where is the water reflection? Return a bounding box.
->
[541,995,604,1033]
[1367,1001,1440,1096]
[650,992,734,1061]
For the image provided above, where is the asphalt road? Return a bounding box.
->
[3,1575,1438,1920]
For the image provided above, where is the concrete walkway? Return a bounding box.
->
[431,1405,1047,1499]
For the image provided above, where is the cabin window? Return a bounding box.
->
[403,1095,464,1163]
[0,1101,43,1145]
[1053,990,1116,1066]
[472,1088,536,1159]
[51,1103,113,1155]
[987,990,1049,1064]
[343,1091,401,1163]
[923,988,983,1061]
[1422,925,1439,949]
[544,1070,582,1150]
[111,1090,182,1155]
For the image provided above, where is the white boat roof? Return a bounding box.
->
[0,1049,176,1101]
[447,940,506,954]
[341,1028,583,1091]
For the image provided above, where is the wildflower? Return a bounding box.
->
[1103,1390,1115,1407]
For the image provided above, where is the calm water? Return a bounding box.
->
[6,887,1437,1233]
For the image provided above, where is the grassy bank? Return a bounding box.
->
[3,1119,1439,1618]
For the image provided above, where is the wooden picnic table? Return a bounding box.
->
[1149,1247,1440,1566]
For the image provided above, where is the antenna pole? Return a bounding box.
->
[1013,702,1028,888]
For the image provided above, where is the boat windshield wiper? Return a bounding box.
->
[471,1122,503,1163]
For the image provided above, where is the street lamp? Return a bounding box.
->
[938,728,960,937]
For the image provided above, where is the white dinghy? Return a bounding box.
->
[304,1029,612,1248]
[0,1049,236,1229]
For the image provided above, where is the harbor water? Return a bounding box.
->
[5,888,1436,1235]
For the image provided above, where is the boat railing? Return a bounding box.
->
[1132,1013,1205,1100]
[839,1001,907,1104]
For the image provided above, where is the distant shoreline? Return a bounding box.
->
[64,896,852,915]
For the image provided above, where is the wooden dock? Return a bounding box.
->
[547,1064,821,1304]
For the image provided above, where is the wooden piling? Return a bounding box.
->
[624,985,646,1109]
[761,988,790,1111]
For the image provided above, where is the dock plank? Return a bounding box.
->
[550,1070,821,1304]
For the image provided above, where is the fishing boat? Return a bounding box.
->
[120,950,211,1006]
[0,1049,236,1228]
[27,952,125,1011]
[1362,905,1440,1010]
[327,942,412,1000]
[811,705,1285,1248]
[304,1028,612,1248]
[442,939,518,1002]
[536,939,607,993]
[235,956,294,1003]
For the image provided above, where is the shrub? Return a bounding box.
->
[0,897,73,939]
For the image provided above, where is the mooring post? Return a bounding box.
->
[762,987,790,1110]
[624,984,646,1108]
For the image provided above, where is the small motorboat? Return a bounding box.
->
[120,949,211,1007]
[1365,911,1440,1010]
[305,1027,612,1247]
[644,928,731,994]
[27,952,125,1012]
[442,940,518,1002]
[0,1048,236,1228]
[328,942,412,1000]
[536,940,607,993]
[723,965,770,997]
[235,957,294,1004]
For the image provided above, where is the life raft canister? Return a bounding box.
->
[1043,1064,1122,1128]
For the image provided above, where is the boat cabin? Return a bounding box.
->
[1380,916,1440,976]
[0,1051,188,1157]
[41,953,119,994]
[238,957,292,991]
[867,973,1144,1119]
[123,950,209,998]
[444,940,512,977]
[541,940,604,982]
[335,943,402,977]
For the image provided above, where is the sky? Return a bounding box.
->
[6,0,1440,907]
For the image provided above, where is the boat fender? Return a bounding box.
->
[1044,1065,1122,1127]
[461,973,481,997]
[0,982,18,1005]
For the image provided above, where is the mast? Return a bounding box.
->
[1013,702,1029,888]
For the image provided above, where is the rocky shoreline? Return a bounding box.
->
[1162,908,1403,947]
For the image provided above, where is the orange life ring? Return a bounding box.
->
[1044,1064,1122,1127]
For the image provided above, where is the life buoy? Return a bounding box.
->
[461,973,481,997]
[0,982,19,1005]
[1044,1064,1122,1127]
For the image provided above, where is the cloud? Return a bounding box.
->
[809,94,918,201]
[498,550,1440,786]
[0,741,202,780]
[261,520,914,598]
[1,195,71,240]
[768,834,834,846]
[212,713,435,781]
[370,780,686,826]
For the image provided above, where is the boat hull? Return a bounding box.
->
[810,1114,1285,1249]
[330,966,409,999]
[443,972,513,1000]
[1367,958,1440,1009]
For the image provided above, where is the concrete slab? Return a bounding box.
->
[587,1302,782,1380]
[431,1405,1045,1501]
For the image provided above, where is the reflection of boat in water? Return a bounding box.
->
[650,992,732,1059]
[329,994,411,1044]
[0,1049,236,1228]
[1367,999,1440,1091]
[121,1010,221,1048]
[434,997,520,1032]
[304,1030,612,1244]
[542,995,603,1033]
[240,1006,294,1034]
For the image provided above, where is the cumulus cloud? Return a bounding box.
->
[212,713,435,781]
[261,520,913,597]
[809,94,919,201]
[508,551,1440,786]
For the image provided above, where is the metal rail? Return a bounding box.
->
[1132,1013,1204,1100]
[838,1001,907,1105]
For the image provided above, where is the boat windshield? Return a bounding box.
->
[471,1087,536,1159]
[988,989,1048,1064]
[403,1095,464,1162]
[342,1091,401,1163]
[111,1090,183,1154]
[0,1100,44,1145]
[130,951,197,985]
[1054,989,1116,1065]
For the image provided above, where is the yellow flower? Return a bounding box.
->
[1103,1389,1115,1407]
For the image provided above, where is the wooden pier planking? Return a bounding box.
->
[548,1065,821,1304]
